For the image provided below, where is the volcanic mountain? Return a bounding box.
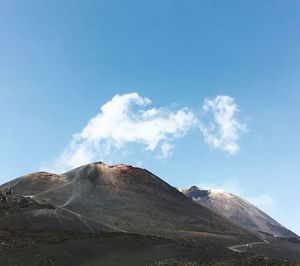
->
[1,163,300,265]
[0,162,249,239]
[182,186,298,239]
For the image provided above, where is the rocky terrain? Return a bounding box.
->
[0,162,299,265]
[148,257,300,266]
[1,229,299,266]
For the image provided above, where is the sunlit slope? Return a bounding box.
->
[183,186,298,239]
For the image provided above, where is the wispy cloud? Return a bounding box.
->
[42,93,247,173]
[160,143,173,159]
[43,93,197,172]
[200,96,247,154]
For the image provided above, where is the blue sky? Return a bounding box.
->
[0,1,300,234]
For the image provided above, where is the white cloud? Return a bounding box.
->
[43,93,197,173]
[200,96,247,154]
[42,93,247,173]
[160,143,173,158]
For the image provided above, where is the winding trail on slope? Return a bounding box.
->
[56,206,127,233]
[228,239,269,253]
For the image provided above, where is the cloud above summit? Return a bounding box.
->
[200,96,247,154]
[43,92,247,172]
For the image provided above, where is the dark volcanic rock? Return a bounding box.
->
[0,187,54,210]
[0,185,114,233]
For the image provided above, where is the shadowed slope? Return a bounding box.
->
[0,186,117,233]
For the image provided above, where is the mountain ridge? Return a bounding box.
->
[182,185,298,239]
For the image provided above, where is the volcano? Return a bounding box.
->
[182,186,298,239]
[0,162,246,238]
[1,163,300,265]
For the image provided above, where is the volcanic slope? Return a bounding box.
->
[0,182,116,233]
[0,162,250,239]
[182,186,298,239]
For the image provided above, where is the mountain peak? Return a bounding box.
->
[187,185,201,192]
[92,161,134,170]
[182,186,298,239]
